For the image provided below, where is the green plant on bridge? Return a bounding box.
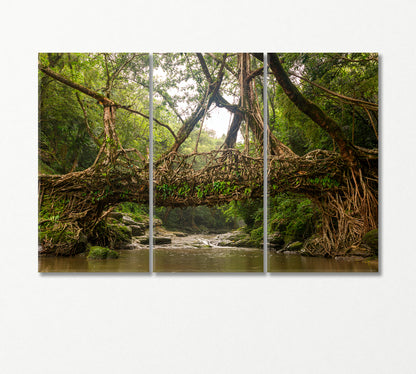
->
[177,183,191,196]
[308,175,340,189]
[157,184,175,199]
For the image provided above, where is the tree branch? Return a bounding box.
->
[39,64,178,141]
[246,67,263,83]
[207,53,238,77]
[39,64,114,106]
[108,53,137,95]
[288,70,378,111]
[254,53,359,166]
[75,93,101,147]
[120,106,178,141]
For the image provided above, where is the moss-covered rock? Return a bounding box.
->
[362,229,378,253]
[122,215,138,226]
[87,246,119,259]
[286,241,303,252]
[268,233,285,250]
[108,211,123,221]
[87,246,108,259]
[173,232,187,237]
[228,231,249,241]
[138,236,171,245]
[108,223,132,245]
[139,237,150,245]
[154,237,172,245]
[347,245,373,257]
[107,249,119,259]
[131,224,146,236]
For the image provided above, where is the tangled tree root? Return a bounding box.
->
[303,168,378,257]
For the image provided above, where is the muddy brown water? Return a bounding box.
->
[153,234,263,272]
[38,248,149,272]
[268,252,378,272]
[38,233,377,273]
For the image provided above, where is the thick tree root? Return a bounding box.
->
[303,169,378,257]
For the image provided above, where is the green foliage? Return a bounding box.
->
[115,202,148,222]
[156,181,239,200]
[39,52,150,174]
[308,175,340,189]
[155,205,236,233]
[89,221,131,249]
[250,225,264,246]
[222,199,262,228]
[362,228,378,253]
[38,53,378,259]
[269,53,378,154]
[108,223,131,243]
[268,193,319,244]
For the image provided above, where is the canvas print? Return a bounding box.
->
[37,52,378,273]
[38,53,150,272]
[266,53,378,272]
[152,53,264,272]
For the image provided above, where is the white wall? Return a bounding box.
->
[1,1,416,373]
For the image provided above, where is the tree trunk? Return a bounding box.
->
[223,104,243,148]
[103,105,119,162]
[254,53,359,167]
[239,53,296,158]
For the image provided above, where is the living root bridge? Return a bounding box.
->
[39,149,356,214]
[39,148,377,256]
[154,149,264,206]
[154,149,350,206]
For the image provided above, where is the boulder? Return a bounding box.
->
[282,250,301,255]
[131,225,146,237]
[218,241,231,246]
[173,232,187,237]
[139,236,171,245]
[154,237,172,245]
[87,246,119,259]
[122,215,138,226]
[108,223,132,245]
[347,245,374,257]
[362,229,378,253]
[269,233,284,245]
[139,237,150,245]
[286,241,303,252]
[268,233,285,250]
[234,238,257,248]
[335,255,365,262]
[108,211,123,221]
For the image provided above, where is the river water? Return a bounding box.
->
[268,252,378,272]
[38,233,377,273]
[38,248,149,272]
[38,234,262,273]
[153,234,262,272]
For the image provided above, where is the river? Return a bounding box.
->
[38,233,262,273]
[268,252,378,272]
[38,233,377,273]
[153,234,262,272]
[39,247,149,272]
